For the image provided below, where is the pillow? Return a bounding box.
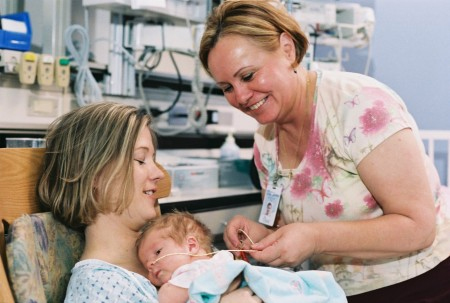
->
[6,212,84,303]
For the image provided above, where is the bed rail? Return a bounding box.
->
[419,130,450,187]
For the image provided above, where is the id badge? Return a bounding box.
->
[258,181,282,226]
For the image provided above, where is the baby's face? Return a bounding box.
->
[138,230,192,286]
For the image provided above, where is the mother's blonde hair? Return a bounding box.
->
[38,102,156,230]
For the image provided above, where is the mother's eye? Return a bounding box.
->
[134,159,146,165]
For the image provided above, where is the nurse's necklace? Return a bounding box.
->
[278,72,310,180]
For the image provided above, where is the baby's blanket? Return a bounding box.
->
[188,255,347,303]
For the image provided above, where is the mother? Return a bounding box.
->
[37,102,260,302]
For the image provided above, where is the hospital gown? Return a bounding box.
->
[64,259,158,303]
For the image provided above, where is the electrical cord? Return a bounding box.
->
[136,20,208,137]
[308,24,318,62]
[362,7,375,75]
[137,49,183,118]
[153,50,184,116]
[137,49,161,117]
[137,48,194,136]
[363,37,373,75]
[129,12,209,137]
[64,24,103,106]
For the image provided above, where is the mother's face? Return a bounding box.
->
[104,124,164,231]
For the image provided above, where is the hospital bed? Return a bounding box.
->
[420,130,450,187]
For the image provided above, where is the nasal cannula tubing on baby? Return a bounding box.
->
[150,229,256,265]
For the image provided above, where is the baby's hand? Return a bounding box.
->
[157,283,188,303]
[220,287,262,303]
[222,274,242,295]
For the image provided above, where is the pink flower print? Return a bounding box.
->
[291,168,312,198]
[363,194,377,209]
[305,126,326,171]
[253,146,265,172]
[290,280,304,294]
[325,200,344,218]
[359,100,390,135]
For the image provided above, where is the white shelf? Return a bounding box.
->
[160,186,260,204]
[82,0,208,24]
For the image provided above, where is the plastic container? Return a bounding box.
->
[220,133,240,160]
[0,12,32,51]
[164,158,219,191]
[6,138,46,148]
[219,159,253,188]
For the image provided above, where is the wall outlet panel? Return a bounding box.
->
[37,54,54,86]
[18,51,38,84]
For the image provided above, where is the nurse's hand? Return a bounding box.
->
[249,222,316,267]
[223,215,271,255]
[219,287,262,303]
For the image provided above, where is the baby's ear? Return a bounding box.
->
[186,235,200,254]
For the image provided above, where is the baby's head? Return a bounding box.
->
[136,211,213,286]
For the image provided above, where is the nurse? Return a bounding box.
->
[199,0,450,301]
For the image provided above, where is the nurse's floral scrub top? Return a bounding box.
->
[253,70,450,296]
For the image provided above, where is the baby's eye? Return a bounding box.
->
[155,248,162,256]
[242,72,254,82]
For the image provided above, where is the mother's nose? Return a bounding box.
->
[149,162,165,181]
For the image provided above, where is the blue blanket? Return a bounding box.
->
[189,259,347,303]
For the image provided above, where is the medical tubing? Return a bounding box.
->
[153,51,183,116]
[137,49,163,117]
[190,17,207,131]
[64,24,103,106]
[139,16,208,136]
[189,52,207,129]
[364,39,373,75]
[152,51,206,136]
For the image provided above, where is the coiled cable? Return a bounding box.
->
[64,24,103,106]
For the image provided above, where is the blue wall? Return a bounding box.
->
[337,0,450,183]
[372,0,450,131]
[342,0,450,131]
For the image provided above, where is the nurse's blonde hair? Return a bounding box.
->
[37,102,156,230]
[199,0,309,76]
